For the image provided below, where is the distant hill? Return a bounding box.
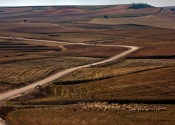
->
[0,4,160,23]
[128,3,154,9]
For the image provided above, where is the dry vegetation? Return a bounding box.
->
[0,34,127,93]
[0,4,175,125]
[22,59,175,103]
[0,38,105,93]
[0,56,102,93]
[5,104,175,125]
[50,44,127,58]
[0,5,160,23]
[90,12,175,29]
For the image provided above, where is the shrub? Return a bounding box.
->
[104,15,108,19]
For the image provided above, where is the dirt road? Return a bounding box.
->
[0,36,140,101]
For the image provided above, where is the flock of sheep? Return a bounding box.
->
[68,102,167,113]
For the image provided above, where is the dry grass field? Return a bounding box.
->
[0,38,106,93]
[4,105,175,125]
[19,59,174,103]
[0,5,160,23]
[0,4,175,125]
[90,9,175,29]
[0,34,128,93]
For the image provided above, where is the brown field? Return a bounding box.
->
[130,45,175,58]
[50,44,127,58]
[0,55,102,93]
[18,59,175,103]
[0,5,161,23]
[90,9,175,29]
[57,59,175,82]
[0,4,175,125]
[0,38,109,93]
[90,15,175,29]
[0,35,128,93]
[2,104,174,125]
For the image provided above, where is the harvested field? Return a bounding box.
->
[5,104,175,125]
[90,14,175,29]
[0,56,102,93]
[0,4,175,125]
[0,24,118,42]
[0,5,160,23]
[0,54,51,64]
[23,60,175,103]
[57,66,164,82]
[63,24,154,30]
[52,44,128,58]
[0,38,61,54]
[0,35,129,93]
[129,45,175,58]
[0,38,108,93]
[56,59,175,82]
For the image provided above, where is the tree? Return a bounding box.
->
[23,19,27,23]
[104,15,108,19]
[171,8,175,11]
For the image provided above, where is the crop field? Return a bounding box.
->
[0,4,175,125]
[18,58,174,103]
[0,5,161,23]
[0,36,128,93]
[4,104,175,125]
[129,46,175,58]
[90,9,175,29]
[0,56,102,93]
[0,38,107,93]
[50,44,127,58]
[57,59,175,82]
[0,23,119,42]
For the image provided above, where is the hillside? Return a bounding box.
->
[128,3,154,9]
[0,5,160,23]
[0,4,174,29]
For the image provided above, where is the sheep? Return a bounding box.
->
[67,102,167,113]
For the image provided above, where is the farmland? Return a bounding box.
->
[4,104,175,125]
[0,38,106,93]
[0,3,175,125]
[16,60,174,103]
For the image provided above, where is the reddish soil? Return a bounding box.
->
[130,45,175,58]
[47,44,128,58]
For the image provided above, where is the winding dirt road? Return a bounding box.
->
[0,36,140,101]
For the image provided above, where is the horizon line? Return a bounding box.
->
[0,3,168,8]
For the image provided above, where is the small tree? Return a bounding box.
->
[171,8,175,11]
[24,19,27,23]
[104,15,108,19]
